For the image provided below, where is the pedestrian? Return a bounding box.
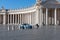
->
[36,24,39,29]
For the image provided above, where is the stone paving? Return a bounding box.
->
[0,25,59,40]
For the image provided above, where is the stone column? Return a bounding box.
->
[8,14,9,31]
[21,14,23,24]
[54,8,57,25]
[40,8,43,25]
[3,14,6,24]
[15,14,17,24]
[10,14,11,24]
[36,9,39,24]
[20,14,21,25]
[15,14,16,24]
[46,8,48,25]
[27,14,29,24]
[18,14,19,24]
[8,14,9,24]
[30,13,31,24]
[13,14,14,24]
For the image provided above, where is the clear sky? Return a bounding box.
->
[0,0,36,9]
[0,0,60,9]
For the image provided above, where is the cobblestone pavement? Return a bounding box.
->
[0,25,59,40]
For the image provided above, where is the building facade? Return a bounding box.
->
[0,0,60,25]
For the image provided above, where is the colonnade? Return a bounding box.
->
[2,8,57,25]
[7,13,32,25]
[8,14,22,25]
[45,8,57,25]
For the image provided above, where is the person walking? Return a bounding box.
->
[36,24,39,29]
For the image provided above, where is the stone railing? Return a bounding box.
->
[8,6,36,13]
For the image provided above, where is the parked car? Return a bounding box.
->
[20,23,32,29]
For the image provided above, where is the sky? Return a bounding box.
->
[0,0,60,9]
[0,0,36,9]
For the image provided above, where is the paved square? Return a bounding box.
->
[0,25,59,40]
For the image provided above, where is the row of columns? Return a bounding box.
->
[3,8,57,25]
[45,8,57,25]
[21,13,32,24]
[8,14,22,25]
[7,13,32,25]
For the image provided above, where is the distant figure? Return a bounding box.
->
[36,24,39,29]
